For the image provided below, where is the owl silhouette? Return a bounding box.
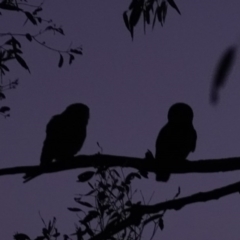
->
[40,103,89,165]
[24,103,89,182]
[155,103,197,181]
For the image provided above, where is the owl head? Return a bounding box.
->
[168,103,194,123]
[64,103,90,123]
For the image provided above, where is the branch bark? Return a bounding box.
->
[0,154,240,181]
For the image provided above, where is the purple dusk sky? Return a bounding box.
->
[1,0,240,239]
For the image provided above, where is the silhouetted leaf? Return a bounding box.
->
[125,172,141,184]
[25,11,37,25]
[129,6,142,27]
[152,8,158,29]
[161,1,167,22]
[158,217,164,230]
[211,46,236,104]
[0,3,21,11]
[82,211,99,223]
[157,5,163,25]
[58,54,63,68]
[69,54,75,64]
[13,233,31,240]
[84,189,96,196]
[129,0,138,10]
[0,93,6,100]
[175,186,181,198]
[68,207,82,212]
[0,106,10,113]
[78,171,95,182]
[0,64,9,71]
[33,7,42,15]
[111,169,120,177]
[213,46,236,88]
[57,28,64,35]
[123,11,130,31]
[70,49,82,55]
[144,8,150,24]
[35,237,45,240]
[88,182,94,189]
[76,200,93,208]
[167,0,181,15]
[97,191,107,201]
[15,54,30,72]
[25,34,32,42]
[37,17,42,23]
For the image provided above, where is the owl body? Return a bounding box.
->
[155,103,197,181]
[40,103,89,165]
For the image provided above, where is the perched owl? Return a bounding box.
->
[40,103,89,165]
[155,103,197,181]
[24,103,89,182]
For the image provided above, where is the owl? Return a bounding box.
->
[24,103,89,182]
[155,103,197,181]
[40,103,89,165]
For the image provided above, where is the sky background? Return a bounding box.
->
[1,0,240,239]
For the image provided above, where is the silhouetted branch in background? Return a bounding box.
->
[90,180,240,240]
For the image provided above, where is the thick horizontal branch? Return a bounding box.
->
[0,154,240,179]
[90,180,240,240]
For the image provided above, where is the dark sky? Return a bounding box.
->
[1,1,240,239]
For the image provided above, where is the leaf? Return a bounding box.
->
[161,1,168,22]
[82,211,99,223]
[76,200,93,208]
[213,46,236,88]
[37,17,42,23]
[211,46,236,104]
[77,171,95,182]
[84,189,96,196]
[67,208,82,212]
[13,233,31,240]
[129,6,142,27]
[69,54,75,64]
[125,172,141,184]
[0,106,10,113]
[144,8,150,24]
[25,11,37,25]
[33,7,42,15]
[174,186,181,198]
[15,54,30,72]
[129,0,138,10]
[58,54,63,68]
[152,8,158,29]
[0,92,6,100]
[25,34,32,42]
[0,64,9,72]
[70,49,83,55]
[158,217,164,230]
[157,5,163,25]
[57,28,64,35]
[123,11,130,31]
[167,0,181,15]
[35,236,45,240]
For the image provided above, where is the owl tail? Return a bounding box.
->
[156,173,170,182]
[156,169,171,182]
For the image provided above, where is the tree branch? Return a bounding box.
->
[0,154,240,180]
[89,180,240,240]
